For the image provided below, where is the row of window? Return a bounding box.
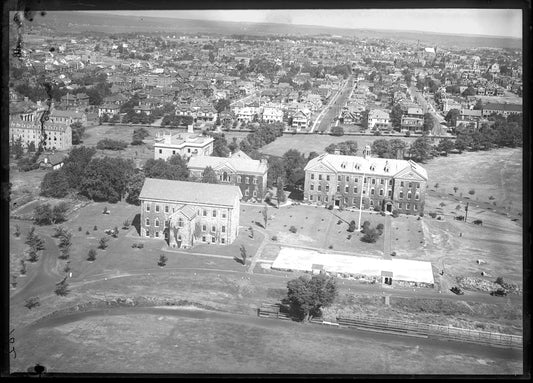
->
[310,184,393,197]
[309,173,421,189]
[145,203,228,218]
[144,217,226,234]
[307,195,419,211]
[218,173,258,185]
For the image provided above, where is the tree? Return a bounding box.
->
[126,171,145,205]
[11,137,24,159]
[286,274,338,321]
[54,277,69,296]
[131,127,149,145]
[80,157,135,202]
[24,297,40,309]
[267,156,285,188]
[453,186,458,194]
[98,237,109,250]
[34,203,53,225]
[62,146,97,190]
[208,133,230,157]
[282,149,307,187]
[409,136,433,163]
[239,245,247,265]
[201,166,219,184]
[144,155,189,181]
[27,141,36,152]
[462,86,477,97]
[390,104,403,129]
[325,141,358,156]
[361,228,380,243]
[389,139,407,159]
[96,139,128,151]
[71,122,85,145]
[158,254,168,267]
[214,98,230,113]
[444,109,460,127]
[87,248,97,261]
[52,202,69,224]
[276,177,286,207]
[262,205,268,228]
[371,139,392,158]
[40,169,70,198]
[423,113,435,133]
[437,138,454,154]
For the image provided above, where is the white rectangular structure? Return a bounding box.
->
[272,247,434,285]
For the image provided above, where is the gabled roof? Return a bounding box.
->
[187,155,267,175]
[139,178,241,207]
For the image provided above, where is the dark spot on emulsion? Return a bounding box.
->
[41,11,47,17]
[49,47,55,52]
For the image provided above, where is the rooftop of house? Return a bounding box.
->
[305,153,428,180]
[154,132,214,147]
[187,155,268,175]
[483,103,522,111]
[139,178,242,207]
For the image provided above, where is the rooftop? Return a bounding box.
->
[139,178,242,207]
[188,155,268,175]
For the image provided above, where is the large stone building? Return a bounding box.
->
[153,129,214,161]
[303,147,428,215]
[187,151,268,201]
[9,98,72,151]
[139,178,242,248]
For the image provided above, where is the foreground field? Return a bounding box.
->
[11,308,521,374]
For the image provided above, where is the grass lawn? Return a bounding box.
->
[11,310,522,374]
[260,134,418,157]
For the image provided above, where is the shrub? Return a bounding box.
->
[337,220,342,225]
[391,251,397,256]
[327,205,333,210]
[96,138,128,151]
[86,230,90,235]
[24,297,40,309]
[98,237,109,249]
[28,249,39,263]
[361,221,371,233]
[489,196,495,200]
[376,223,384,233]
[289,226,297,233]
[137,243,144,249]
[14,224,21,237]
[437,216,442,220]
[468,189,475,195]
[123,219,131,229]
[271,236,278,241]
[131,243,138,248]
[158,254,168,267]
[347,220,356,232]
[328,245,333,249]
[392,210,399,218]
[54,279,69,296]
[78,226,82,231]
[439,202,446,207]
[64,262,71,273]
[429,212,437,218]
[87,249,97,261]
[361,228,380,243]
[94,225,98,231]
[19,260,26,275]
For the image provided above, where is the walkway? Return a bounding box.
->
[383,215,392,259]
[247,226,269,274]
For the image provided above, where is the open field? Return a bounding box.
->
[11,309,522,374]
[260,134,418,157]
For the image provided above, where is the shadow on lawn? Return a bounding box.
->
[132,213,141,235]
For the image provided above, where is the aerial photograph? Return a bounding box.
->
[5,5,526,377]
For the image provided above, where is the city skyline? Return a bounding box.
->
[86,9,523,39]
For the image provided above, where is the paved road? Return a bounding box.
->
[311,77,354,133]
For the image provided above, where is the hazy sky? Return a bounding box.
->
[88,9,522,38]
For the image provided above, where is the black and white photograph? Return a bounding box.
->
[4,2,527,377]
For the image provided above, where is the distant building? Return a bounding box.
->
[187,152,268,201]
[49,108,87,126]
[368,109,391,130]
[303,147,428,215]
[9,98,72,151]
[153,129,214,160]
[139,178,242,248]
[482,103,522,117]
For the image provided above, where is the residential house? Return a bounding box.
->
[49,109,87,126]
[98,103,121,117]
[139,178,241,247]
[303,147,428,215]
[368,109,391,130]
[262,106,284,124]
[153,130,214,160]
[456,109,482,129]
[290,109,311,132]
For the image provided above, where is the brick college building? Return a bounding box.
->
[303,147,428,215]
[187,151,268,202]
[139,178,242,248]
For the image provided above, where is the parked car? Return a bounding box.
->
[450,286,464,295]
[490,288,507,297]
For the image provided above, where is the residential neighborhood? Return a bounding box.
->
[7,9,524,376]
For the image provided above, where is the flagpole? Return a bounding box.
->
[358,171,366,231]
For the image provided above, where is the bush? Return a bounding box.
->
[54,280,69,296]
[98,237,109,249]
[328,245,333,249]
[137,243,144,249]
[86,230,90,235]
[376,223,384,233]
[87,249,97,261]
[158,254,168,267]
[271,236,278,241]
[468,189,475,195]
[347,220,356,232]
[131,243,138,248]
[64,262,71,273]
[392,209,399,218]
[20,260,26,275]
[96,138,128,151]
[327,205,333,210]
[361,220,371,233]
[289,226,297,233]
[429,212,437,218]
[94,225,98,231]
[361,228,380,243]
[78,226,82,231]
[24,297,40,309]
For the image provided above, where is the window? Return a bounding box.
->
[221,238,225,244]
[155,219,159,227]
[381,179,384,184]
[346,176,350,182]
[146,230,150,237]
[212,210,217,218]
[354,178,358,183]
[309,195,313,201]
[253,190,257,197]
[310,184,314,191]
[407,191,412,199]
[221,225,226,233]
[398,202,403,209]
[318,195,321,201]
[202,236,206,242]
[203,209,207,216]
[253,177,257,184]
[155,205,160,213]
[237,176,241,183]
[325,196,328,202]
[155,231,159,238]
[388,189,392,197]
[354,187,358,194]
[164,205,169,213]
[353,198,357,204]
[345,185,349,193]
[145,218,150,226]
[178,218,183,227]
[406,203,410,209]
[146,203,150,212]
[416,182,420,189]
[364,177,367,183]
[319,174,322,181]
[400,181,404,187]
[371,188,375,195]
[245,189,249,196]
[159,149,162,154]
[370,200,374,206]
[188,148,191,153]
[409,182,412,188]
[338,175,341,181]
[318,185,322,191]
[202,224,207,232]
[222,211,227,218]
[379,189,384,196]
[172,150,176,155]
[311,173,315,180]
[211,236,216,243]
[372,178,376,185]
[211,225,216,232]
[399,191,404,199]
[326,175,330,181]
[245,177,249,184]
[413,204,417,211]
